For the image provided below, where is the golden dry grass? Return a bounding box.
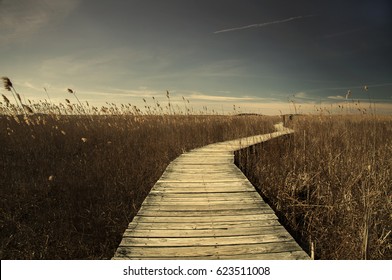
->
[0,99,277,259]
[236,114,392,259]
[1,77,390,259]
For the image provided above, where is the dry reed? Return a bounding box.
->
[0,97,277,259]
[236,114,392,259]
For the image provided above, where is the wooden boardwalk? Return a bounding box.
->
[113,123,310,260]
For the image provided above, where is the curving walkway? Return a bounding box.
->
[113,123,309,259]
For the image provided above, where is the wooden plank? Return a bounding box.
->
[164,173,247,178]
[153,182,253,187]
[139,203,270,211]
[156,179,250,183]
[146,192,262,199]
[125,220,281,230]
[206,251,309,260]
[145,196,261,201]
[158,176,247,181]
[132,214,277,223]
[142,200,264,206]
[114,241,305,259]
[179,155,233,158]
[142,203,268,209]
[164,170,238,174]
[143,197,263,203]
[143,198,263,204]
[153,187,254,192]
[123,225,284,238]
[142,201,268,207]
[144,196,261,201]
[160,173,247,179]
[150,190,255,194]
[137,209,275,217]
[151,186,256,192]
[114,251,308,260]
[119,231,293,247]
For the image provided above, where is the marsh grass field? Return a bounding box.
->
[236,115,392,259]
[0,89,391,259]
[0,99,279,259]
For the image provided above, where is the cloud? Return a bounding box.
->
[214,15,315,34]
[294,92,307,98]
[0,0,80,45]
[328,95,345,100]
[188,93,258,102]
[88,88,162,98]
[306,82,392,93]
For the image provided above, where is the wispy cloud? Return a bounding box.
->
[302,82,392,95]
[327,95,345,100]
[294,92,307,99]
[214,15,315,34]
[189,93,257,102]
[186,91,279,103]
[0,0,80,45]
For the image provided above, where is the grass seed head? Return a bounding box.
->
[23,105,34,114]
[2,77,13,91]
[2,94,10,105]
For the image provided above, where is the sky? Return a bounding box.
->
[1,0,392,114]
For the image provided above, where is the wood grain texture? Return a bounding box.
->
[113,124,310,260]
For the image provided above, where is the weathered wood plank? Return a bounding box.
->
[127,219,280,230]
[154,181,254,188]
[114,241,305,259]
[123,225,285,238]
[143,198,264,204]
[139,203,270,211]
[141,201,269,207]
[146,192,263,199]
[119,231,293,247]
[132,214,277,223]
[151,186,256,192]
[160,171,246,177]
[125,220,281,230]
[114,251,308,260]
[150,190,256,194]
[137,209,275,217]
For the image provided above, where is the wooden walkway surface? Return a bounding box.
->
[113,123,310,260]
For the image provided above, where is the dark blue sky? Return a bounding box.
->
[1,0,391,114]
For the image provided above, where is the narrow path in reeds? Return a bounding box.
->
[113,123,310,259]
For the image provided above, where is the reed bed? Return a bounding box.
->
[236,114,392,259]
[0,97,277,259]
